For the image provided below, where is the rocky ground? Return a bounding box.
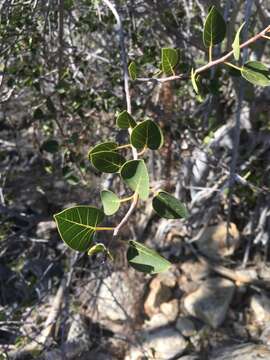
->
[2,208,270,359]
[1,83,270,360]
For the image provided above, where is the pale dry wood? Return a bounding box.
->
[7,279,66,359]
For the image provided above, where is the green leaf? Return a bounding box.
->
[88,142,125,173]
[116,110,137,129]
[54,206,104,252]
[128,61,137,80]
[191,68,199,94]
[100,190,120,215]
[241,61,270,87]
[90,150,126,173]
[127,240,171,274]
[191,69,204,101]
[161,48,178,76]
[152,190,189,219]
[232,22,245,61]
[130,120,163,150]
[88,243,106,256]
[203,6,226,47]
[89,141,118,156]
[120,159,149,200]
[88,243,113,260]
[41,139,59,153]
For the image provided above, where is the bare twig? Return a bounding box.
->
[58,0,64,81]
[101,0,139,237]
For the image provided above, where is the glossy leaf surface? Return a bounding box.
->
[128,61,137,80]
[89,141,118,156]
[54,206,104,252]
[120,160,149,200]
[131,120,163,150]
[127,240,171,274]
[152,190,189,219]
[161,48,178,75]
[203,6,226,47]
[88,243,106,256]
[241,61,270,87]
[116,110,137,129]
[232,22,245,61]
[90,151,126,173]
[100,189,120,215]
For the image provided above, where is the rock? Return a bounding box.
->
[160,299,179,321]
[250,294,270,324]
[143,313,169,330]
[197,222,240,259]
[155,269,177,287]
[98,271,140,322]
[260,324,270,346]
[180,260,209,283]
[144,272,176,317]
[67,314,89,344]
[178,260,209,294]
[209,343,270,360]
[44,315,90,360]
[36,220,56,239]
[184,277,235,328]
[126,327,187,360]
[178,356,200,360]
[176,317,196,337]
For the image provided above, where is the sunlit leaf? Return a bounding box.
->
[191,68,199,94]
[116,110,136,129]
[130,120,163,150]
[127,240,171,274]
[100,189,120,215]
[88,243,113,260]
[203,6,226,48]
[152,190,189,219]
[161,48,178,75]
[232,22,245,61]
[190,69,204,101]
[241,61,270,87]
[120,159,149,200]
[88,243,106,256]
[54,206,104,252]
[128,61,137,80]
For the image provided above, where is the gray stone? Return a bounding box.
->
[196,222,240,259]
[184,277,235,328]
[36,220,56,239]
[44,314,90,360]
[176,317,196,337]
[143,313,169,330]
[126,327,187,360]
[160,299,179,321]
[67,314,89,344]
[98,271,138,322]
[260,325,270,346]
[209,343,270,360]
[250,294,270,324]
[144,275,173,317]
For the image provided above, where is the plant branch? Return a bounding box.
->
[135,24,270,83]
[195,24,270,74]
[102,0,139,237]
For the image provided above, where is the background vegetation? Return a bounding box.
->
[0,1,270,359]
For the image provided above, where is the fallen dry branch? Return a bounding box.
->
[7,279,66,359]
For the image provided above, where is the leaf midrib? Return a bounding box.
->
[58,216,96,230]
